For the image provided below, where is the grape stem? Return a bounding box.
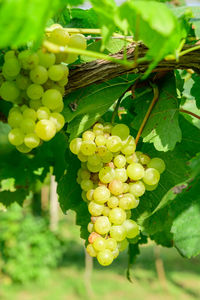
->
[135,85,159,146]
[179,109,200,120]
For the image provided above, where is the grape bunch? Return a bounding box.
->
[70,122,166,266]
[0,24,87,153]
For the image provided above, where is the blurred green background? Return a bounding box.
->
[0,194,200,300]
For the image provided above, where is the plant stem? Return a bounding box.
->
[179,44,200,57]
[111,93,126,124]
[43,40,135,68]
[135,85,159,145]
[180,109,200,120]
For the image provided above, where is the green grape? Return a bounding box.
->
[139,153,151,165]
[68,34,87,50]
[122,183,129,193]
[93,237,106,251]
[87,154,101,166]
[69,138,82,155]
[16,143,32,153]
[147,157,166,174]
[101,151,113,164]
[8,111,23,128]
[106,238,117,251]
[16,74,30,90]
[111,123,130,140]
[80,169,90,180]
[94,216,111,235]
[37,106,50,120]
[103,123,112,134]
[4,50,16,61]
[87,222,94,233]
[82,130,95,142]
[77,176,82,184]
[20,118,35,134]
[115,168,128,183]
[0,81,20,102]
[109,208,126,225]
[42,89,63,110]
[129,181,145,197]
[48,65,64,81]
[106,136,122,152]
[80,141,96,156]
[50,83,65,96]
[49,113,65,131]
[112,248,119,259]
[110,225,127,241]
[126,210,131,219]
[58,74,68,87]
[87,162,103,172]
[144,183,158,191]
[23,108,37,121]
[121,136,136,155]
[18,50,39,70]
[30,66,48,84]
[107,196,119,208]
[123,220,139,239]
[102,206,111,217]
[48,28,70,46]
[35,119,56,141]
[117,238,128,252]
[81,190,88,202]
[93,186,110,204]
[29,99,42,110]
[143,168,160,185]
[27,84,44,100]
[126,153,138,164]
[2,58,21,77]
[37,49,56,68]
[108,179,123,196]
[114,154,126,168]
[52,102,64,113]
[20,105,28,112]
[80,179,94,191]
[119,193,139,210]
[99,167,115,184]
[9,106,21,114]
[86,244,97,257]
[88,232,101,243]
[86,189,94,201]
[95,135,106,146]
[127,163,145,180]
[8,128,24,146]
[24,133,40,148]
[88,201,104,216]
[97,249,113,266]
[78,152,88,162]
[97,146,108,157]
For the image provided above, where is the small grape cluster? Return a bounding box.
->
[70,122,166,266]
[0,24,87,153]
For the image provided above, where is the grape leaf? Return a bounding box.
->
[57,151,90,240]
[132,74,182,151]
[63,74,139,140]
[67,8,98,29]
[170,177,200,258]
[0,189,27,207]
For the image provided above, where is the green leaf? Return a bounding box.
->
[127,243,140,282]
[170,178,200,258]
[0,189,27,207]
[63,74,139,140]
[57,151,90,239]
[0,0,71,48]
[132,74,182,151]
[67,8,98,29]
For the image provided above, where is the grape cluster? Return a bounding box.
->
[0,24,87,153]
[70,122,166,266]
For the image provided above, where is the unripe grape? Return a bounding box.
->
[86,244,97,257]
[82,130,95,141]
[24,133,40,148]
[110,225,127,241]
[20,118,35,134]
[88,201,104,216]
[115,168,128,182]
[138,153,151,165]
[114,154,126,168]
[8,111,23,128]
[109,208,126,225]
[108,179,123,195]
[4,50,16,61]
[93,237,106,251]
[106,238,117,251]
[144,183,158,191]
[95,135,106,146]
[143,168,160,185]
[126,153,139,164]
[123,220,139,239]
[87,162,103,172]
[121,136,136,155]
[102,206,111,217]
[147,157,166,174]
[2,58,21,77]
[93,186,110,204]
[30,66,48,84]
[48,28,70,46]
[81,190,88,202]
[99,167,115,184]
[129,181,145,197]
[97,249,113,266]
[16,74,30,90]
[18,50,39,70]
[0,81,20,102]
[79,169,90,180]
[127,163,145,180]
[119,193,139,210]
[69,138,82,155]
[94,216,111,235]
[37,106,50,120]
[16,143,32,153]
[8,128,24,146]
[87,154,101,166]
[78,152,88,162]
[80,141,96,156]
[27,84,44,100]
[107,196,119,208]
[29,99,42,110]
[23,108,37,121]
[106,136,122,152]
[111,123,130,140]
[37,49,56,68]
[101,151,113,163]
[68,34,87,50]
[35,119,56,141]
[48,64,64,81]
[49,113,65,131]
[117,238,128,251]
[42,89,63,110]
[80,179,94,191]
